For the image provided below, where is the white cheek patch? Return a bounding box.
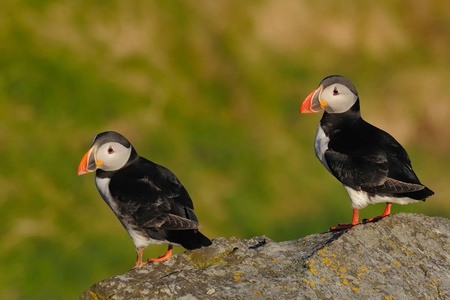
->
[96,142,132,171]
[322,84,357,114]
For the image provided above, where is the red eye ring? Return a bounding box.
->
[108,146,114,154]
[333,87,339,95]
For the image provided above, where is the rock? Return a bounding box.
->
[79,213,450,299]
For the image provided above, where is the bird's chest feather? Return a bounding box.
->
[95,176,163,248]
[95,176,140,222]
[95,177,120,213]
[314,123,331,173]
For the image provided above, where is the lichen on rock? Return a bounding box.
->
[79,213,450,300]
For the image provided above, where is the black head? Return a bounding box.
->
[91,131,132,148]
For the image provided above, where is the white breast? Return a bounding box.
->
[94,176,178,249]
[314,123,331,174]
[95,177,118,213]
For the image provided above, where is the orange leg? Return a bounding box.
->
[331,209,363,230]
[365,203,391,223]
[132,247,147,269]
[132,245,174,269]
[147,245,173,262]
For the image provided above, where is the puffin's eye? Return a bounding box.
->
[333,87,339,95]
[107,146,114,154]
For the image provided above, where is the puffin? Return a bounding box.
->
[78,131,212,268]
[300,75,434,230]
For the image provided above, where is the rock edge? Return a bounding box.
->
[79,213,450,300]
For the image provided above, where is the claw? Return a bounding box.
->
[331,209,360,231]
[132,248,147,269]
[147,245,173,263]
[332,204,392,231]
[132,245,174,269]
[331,223,361,230]
[364,203,391,223]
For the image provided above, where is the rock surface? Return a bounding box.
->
[79,213,449,299]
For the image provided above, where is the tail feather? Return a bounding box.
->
[401,186,434,201]
[167,230,212,250]
[417,186,434,201]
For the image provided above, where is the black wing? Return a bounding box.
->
[324,120,430,197]
[109,157,201,230]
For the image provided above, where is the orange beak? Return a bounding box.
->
[300,86,323,114]
[77,148,97,175]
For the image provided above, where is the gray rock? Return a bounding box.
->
[79,213,450,299]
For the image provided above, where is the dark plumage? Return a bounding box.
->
[78,131,211,268]
[301,75,434,230]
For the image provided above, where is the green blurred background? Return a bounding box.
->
[1,1,449,299]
